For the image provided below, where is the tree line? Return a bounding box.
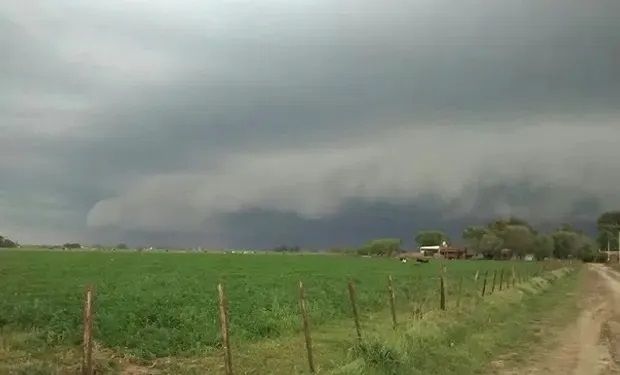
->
[460,218,598,261]
[0,235,18,248]
[329,212,620,262]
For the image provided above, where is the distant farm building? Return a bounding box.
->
[438,246,468,260]
[419,245,441,257]
[419,242,469,260]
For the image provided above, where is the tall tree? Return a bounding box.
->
[478,233,504,259]
[500,225,535,258]
[597,211,620,251]
[462,226,488,254]
[415,231,448,247]
[532,234,554,260]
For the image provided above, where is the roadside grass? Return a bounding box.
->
[341,267,582,375]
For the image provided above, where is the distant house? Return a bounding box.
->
[419,245,441,257]
[419,242,468,259]
[524,254,535,261]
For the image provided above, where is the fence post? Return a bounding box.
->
[298,281,315,373]
[456,276,463,308]
[491,270,497,294]
[440,275,446,311]
[499,269,504,291]
[481,271,488,297]
[82,284,94,375]
[348,281,362,342]
[387,276,397,330]
[218,283,233,375]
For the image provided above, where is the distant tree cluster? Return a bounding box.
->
[461,217,598,261]
[272,245,301,253]
[414,231,448,247]
[0,235,18,248]
[357,238,401,257]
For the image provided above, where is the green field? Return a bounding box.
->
[0,250,543,362]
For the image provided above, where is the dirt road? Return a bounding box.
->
[503,264,620,375]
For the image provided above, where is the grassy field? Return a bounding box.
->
[0,250,553,373]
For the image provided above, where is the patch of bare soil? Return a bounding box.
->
[500,264,620,375]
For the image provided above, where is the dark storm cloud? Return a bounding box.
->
[1,0,619,246]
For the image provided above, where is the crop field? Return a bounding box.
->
[0,250,543,362]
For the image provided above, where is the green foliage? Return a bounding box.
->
[487,217,536,234]
[348,268,580,375]
[551,230,595,260]
[597,211,620,251]
[62,243,82,249]
[498,225,535,258]
[0,235,18,248]
[463,217,597,261]
[414,231,448,247]
[464,220,537,258]
[116,243,128,249]
[478,233,504,259]
[358,238,401,256]
[532,235,554,260]
[272,245,300,253]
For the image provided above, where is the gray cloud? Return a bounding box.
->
[1,0,619,246]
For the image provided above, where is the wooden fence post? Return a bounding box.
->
[387,276,397,330]
[348,281,362,342]
[481,271,488,297]
[82,284,94,375]
[218,283,233,375]
[439,275,446,311]
[298,281,315,373]
[499,269,504,291]
[491,270,497,294]
[456,276,463,308]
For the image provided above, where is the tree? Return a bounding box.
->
[358,238,401,257]
[479,233,504,259]
[415,231,448,247]
[116,243,128,249]
[550,231,594,260]
[462,226,488,255]
[488,217,536,234]
[63,243,82,249]
[597,211,620,251]
[532,234,554,260]
[0,235,18,248]
[499,225,535,258]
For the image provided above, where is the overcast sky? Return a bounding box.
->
[2,1,619,247]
